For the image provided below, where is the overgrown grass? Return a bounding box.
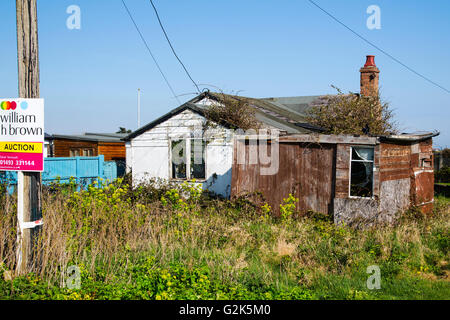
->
[0,179,448,300]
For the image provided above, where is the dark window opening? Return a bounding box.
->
[190,139,206,179]
[350,147,374,198]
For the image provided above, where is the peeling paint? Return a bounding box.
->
[126,109,234,197]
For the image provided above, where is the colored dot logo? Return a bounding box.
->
[21,101,28,110]
[0,101,17,111]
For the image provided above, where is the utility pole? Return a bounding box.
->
[16,0,42,275]
[137,88,141,129]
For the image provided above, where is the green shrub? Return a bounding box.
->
[279,194,298,221]
[435,166,450,183]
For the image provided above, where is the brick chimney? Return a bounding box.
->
[360,55,380,97]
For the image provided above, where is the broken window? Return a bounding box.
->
[171,139,206,180]
[350,147,374,198]
[171,140,187,179]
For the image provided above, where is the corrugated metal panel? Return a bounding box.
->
[411,139,435,214]
[231,140,336,215]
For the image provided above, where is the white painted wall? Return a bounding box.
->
[127,109,234,198]
[44,142,49,158]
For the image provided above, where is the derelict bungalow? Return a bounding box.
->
[124,56,439,224]
[123,92,326,197]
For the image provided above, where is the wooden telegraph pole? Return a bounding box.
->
[15,0,42,275]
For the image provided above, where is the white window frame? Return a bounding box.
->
[70,149,80,157]
[83,148,94,157]
[169,138,207,182]
[349,146,375,199]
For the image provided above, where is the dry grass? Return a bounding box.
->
[0,193,17,273]
[0,181,449,299]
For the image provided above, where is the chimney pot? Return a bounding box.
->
[364,55,376,67]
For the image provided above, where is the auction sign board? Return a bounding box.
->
[0,99,44,172]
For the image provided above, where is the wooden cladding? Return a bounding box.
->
[231,140,336,216]
[98,143,126,161]
[52,139,125,161]
[53,139,98,158]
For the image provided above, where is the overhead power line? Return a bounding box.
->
[149,0,201,94]
[307,0,450,95]
[121,0,181,104]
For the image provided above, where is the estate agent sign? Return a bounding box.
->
[0,99,44,172]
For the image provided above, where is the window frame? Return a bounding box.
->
[83,148,94,157]
[348,145,375,199]
[70,148,94,157]
[169,137,207,182]
[70,149,80,157]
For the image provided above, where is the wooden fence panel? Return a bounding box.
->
[1,156,119,193]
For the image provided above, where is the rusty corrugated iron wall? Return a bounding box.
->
[231,138,336,216]
[231,134,435,222]
[410,139,434,213]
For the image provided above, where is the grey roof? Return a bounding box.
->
[124,92,329,140]
[52,133,126,143]
[124,102,210,141]
[85,132,128,139]
[260,96,330,118]
[123,92,440,143]
[196,92,330,133]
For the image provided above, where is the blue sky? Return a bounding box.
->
[1,0,449,147]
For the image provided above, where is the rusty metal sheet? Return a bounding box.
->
[413,169,434,213]
[231,140,335,216]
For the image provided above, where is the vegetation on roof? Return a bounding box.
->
[305,87,398,136]
[116,127,132,134]
[204,93,261,130]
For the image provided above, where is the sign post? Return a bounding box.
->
[0,99,44,172]
[0,98,44,274]
[15,0,42,275]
